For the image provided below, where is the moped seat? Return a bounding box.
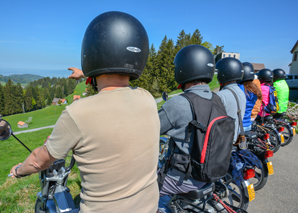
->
[245,131,257,140]
[177,182,215,200]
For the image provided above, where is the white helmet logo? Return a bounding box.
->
[126,47,141,53]
[207,63,214,67]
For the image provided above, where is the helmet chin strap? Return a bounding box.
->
[91,77,98,91]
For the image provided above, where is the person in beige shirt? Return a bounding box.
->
[10,11,160,213]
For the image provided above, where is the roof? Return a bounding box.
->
[17,121,25,125]
[52,98,60,103]
[251,63,265,71]
[290,40,298,53]
[73,95,81,100]
[60,99,66,103]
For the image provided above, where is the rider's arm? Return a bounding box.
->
[10,145,57,177]
[159,107,173,135]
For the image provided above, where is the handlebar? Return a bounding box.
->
[66,156,75,172]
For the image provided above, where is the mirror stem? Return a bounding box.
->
[12,133,32,153]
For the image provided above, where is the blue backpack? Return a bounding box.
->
[264,86,279,114]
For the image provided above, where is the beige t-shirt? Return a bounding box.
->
[46,87,160,213]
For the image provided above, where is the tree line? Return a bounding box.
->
[0,77,80,116]
[129,29,223,97]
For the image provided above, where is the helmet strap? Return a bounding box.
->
[91,77,98,92]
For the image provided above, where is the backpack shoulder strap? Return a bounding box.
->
[226,88,245,136]
[180,92,213,141]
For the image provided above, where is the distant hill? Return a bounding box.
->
[0,74,44,85]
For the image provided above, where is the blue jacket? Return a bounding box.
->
[239,84,257,127]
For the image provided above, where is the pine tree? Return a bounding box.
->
[47,94,53,106]
[14,83,24,113]
[130,44,157,91]
[24,86,33,112]
[50,87,56,99]
[32,87,42,109]
[190,29,203,45]
[212,45,224,55]
[0,84,4,115]
[4,79,15,115]
[154,36,176,94]
[55,86,64,98]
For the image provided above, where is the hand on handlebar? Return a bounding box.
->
[9,163,22,178]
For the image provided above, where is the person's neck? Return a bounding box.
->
[223,81,236,87]
[96,74,130,92]
[185,82,207,90]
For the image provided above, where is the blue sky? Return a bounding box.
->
[0,0,297,77]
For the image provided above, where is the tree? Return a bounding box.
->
[4,79,14,115]
[201,41,214,52]
[130,44,157,91]
[32,97,37,110]
[190,29,203,45]
[55,86,64,98]
[47,94,53,106]
[0,84,4,114]
[32,87,42,110]
[213,45,224,55]
[24,86,33,112]
[154,36,176,94]
[175,30,190,51]
[14,83,24,113]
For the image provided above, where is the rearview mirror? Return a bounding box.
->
[162,91,168,101]
[0,120,12,140]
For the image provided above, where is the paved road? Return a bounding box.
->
[13,125,55,135]
[247,134,298,213]
[155,93,182,103]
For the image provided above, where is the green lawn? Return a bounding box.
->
[2,105,67,132]
[65,81,87,104]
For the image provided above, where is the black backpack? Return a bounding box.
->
[158,92,235,186]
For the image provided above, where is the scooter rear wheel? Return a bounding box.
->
[264,126,281,153]
[279,123,293,146]
[250,160,268,191]
[221,173,249,211]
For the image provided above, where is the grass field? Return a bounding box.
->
[65,81,88,105]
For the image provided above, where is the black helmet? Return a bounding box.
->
[81,11,149,80]
[240,62,255,83]
[272,68,286,81]
[257,69,273,83]
[174,45,215,84]
[216,57,244,84]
